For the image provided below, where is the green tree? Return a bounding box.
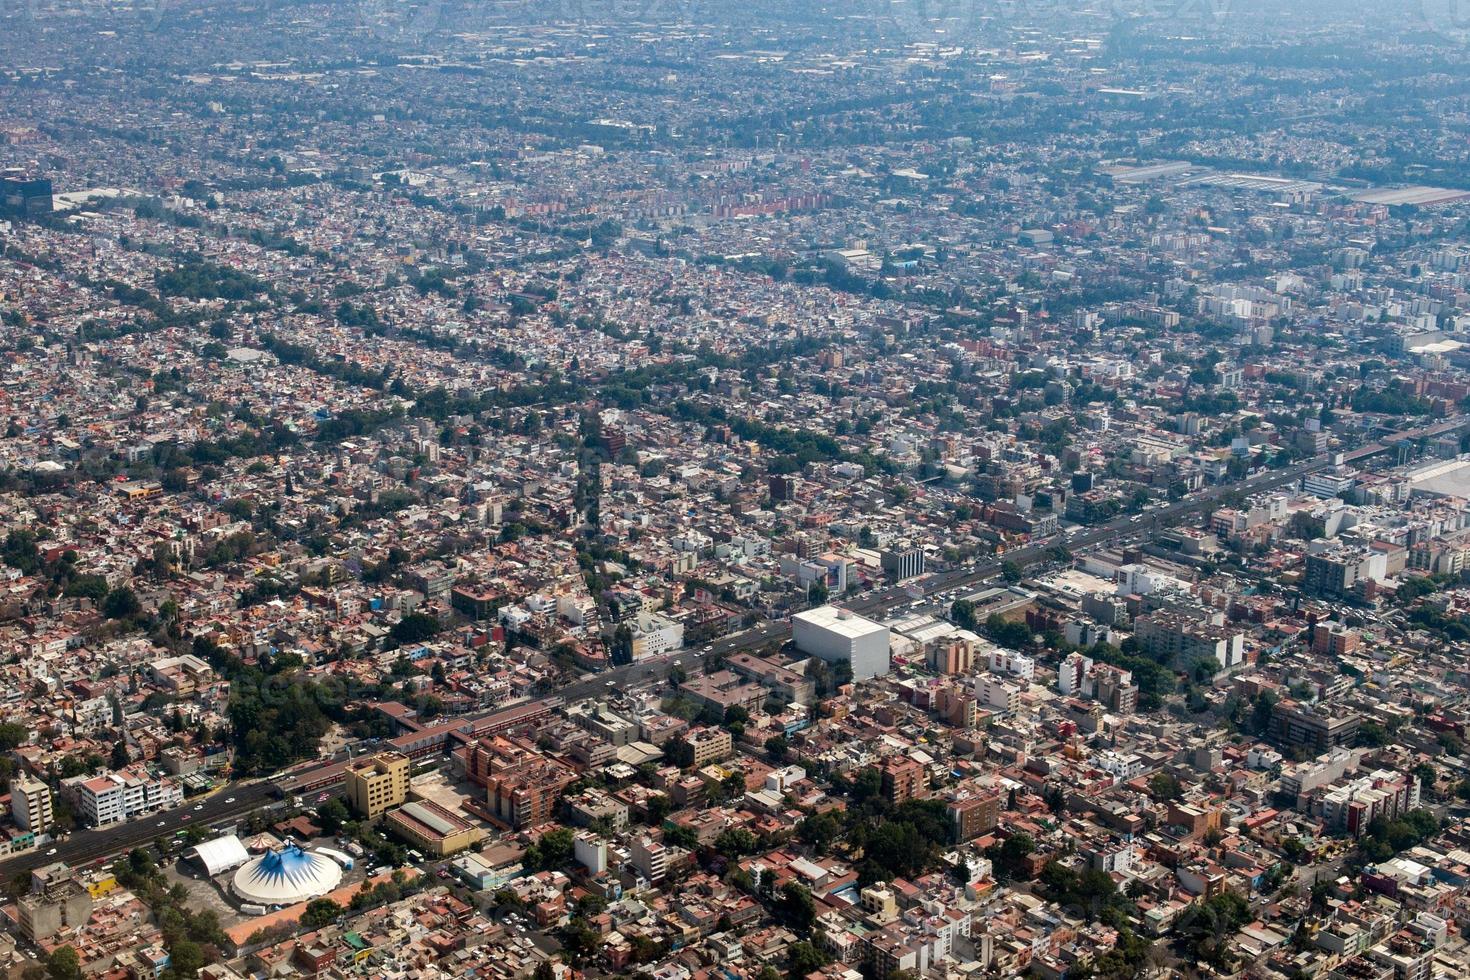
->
[1358,721,1389,748]
[665,736,695,768]
[102,586,141,620]
[1174,891,1250,969]
[1149,772,1184,802]
[169,938,205,977]
[560,917,601,957]
[985,614,1032,648]
[47,946,82,980]
[865,820,935,880]
[766,734,790,762]
[300,897,342,929]
[62,574,109,602]
[797,811,844,852]
[787,940,829,979]
[317,798,350,836]
[525,827,576,870]
[714,828,759,858]
[391,612,441,645]
[779,882,816,931]
[991,832,1036,881]
[0,723,29,751]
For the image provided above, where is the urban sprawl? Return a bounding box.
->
[3,3,1470,980]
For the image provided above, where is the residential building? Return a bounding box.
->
[11,778,52,834]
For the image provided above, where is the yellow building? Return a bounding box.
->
[344,752,410,819]
[384,799,483,857]
[82,872,118,899]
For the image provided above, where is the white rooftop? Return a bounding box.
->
[793,605,887,639]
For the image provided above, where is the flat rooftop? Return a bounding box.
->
[1407,457,1470,498]
[793,605,888,638]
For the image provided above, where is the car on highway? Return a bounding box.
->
[225,797,235,804]
[193,804,203,811]
[157,821,166,827]
[45,848,56,856]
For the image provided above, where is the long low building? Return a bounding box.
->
[384,799,484,856]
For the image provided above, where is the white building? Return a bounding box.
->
[1320,770,1421,836]
[574,832,607,874]
[631,835,669,881]
[10,778,52,833]
[631,611,684,660]
[975,675,1022,715]
[765,766,808,794]
[1083,840,1135,874]
[792,606,891,680]
[71,767,183,827]
[1304,468,1357,500]
[987,648,1035,681]
[1057,652,1092,696]
[1093,751,1147,780]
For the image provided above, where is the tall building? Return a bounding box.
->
[1320,770,1420,836]
[468,736,578,829]
[1311,622,1360,659]
[630,611,684,660]
[344,752,410,819]
[880,544,925,582]
[975,675,1022,715]
[1088,664,1139,715]
[1057,652,1091,696]
[17,866,91,941]
[879,756,926,805]
[1304,546,1384,599]
[932,638,976,676]
[682,727,733,768]
[1269,700,1361,754]
[793,605,891,680]
[11,777,53,834]
[0,174,53,217]
[1134,612,1245,673]
[631,835,669,881]
[946,790,1002,842]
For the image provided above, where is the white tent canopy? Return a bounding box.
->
[186,834,250,876]
[231,843,343,906]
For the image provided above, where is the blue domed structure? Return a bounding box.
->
[232,842,343,906]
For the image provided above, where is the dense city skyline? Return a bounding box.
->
[4,2,1470,980]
